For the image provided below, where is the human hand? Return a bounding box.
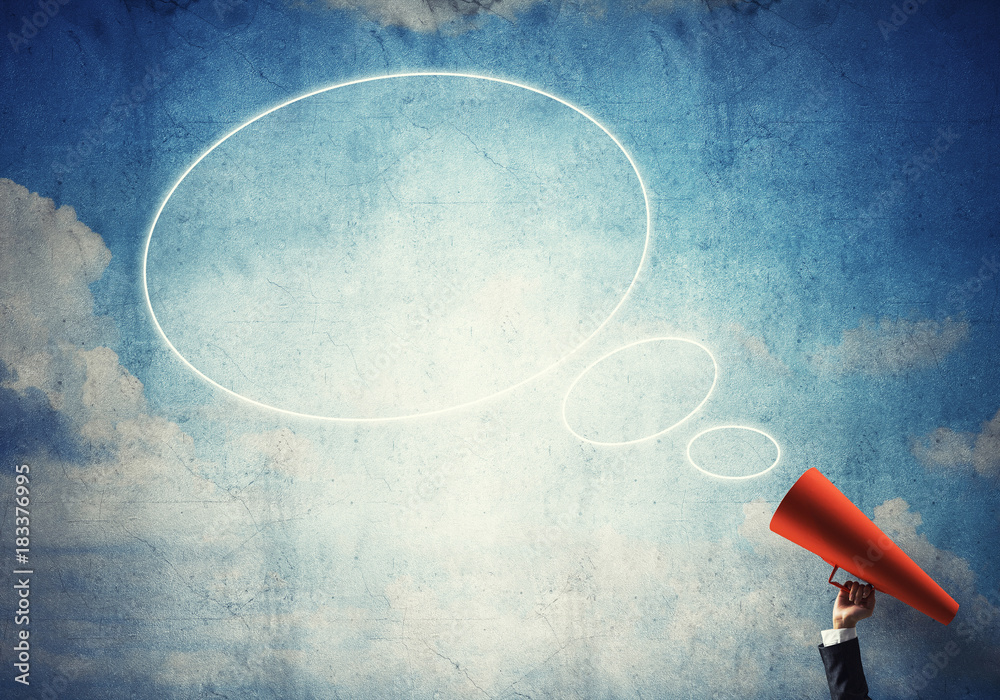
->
[832,581,876,629]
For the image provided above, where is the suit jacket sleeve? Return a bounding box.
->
[818,637,872,700]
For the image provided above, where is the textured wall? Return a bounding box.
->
[1,1,998,698]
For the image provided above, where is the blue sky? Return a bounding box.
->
[1,0,999,698]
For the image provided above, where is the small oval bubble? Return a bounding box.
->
[561,337,718,445]
[686,426,780,480]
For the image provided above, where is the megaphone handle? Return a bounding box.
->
[828,564,850,592]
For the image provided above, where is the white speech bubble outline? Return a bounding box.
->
[560,337,719,446]
[685,425,781,480]
[143,72,651,422]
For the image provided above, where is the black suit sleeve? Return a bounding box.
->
[818,637,872,700]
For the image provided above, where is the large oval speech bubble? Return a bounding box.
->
[144,73,649,420]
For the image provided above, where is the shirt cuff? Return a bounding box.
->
[820,627,858,647]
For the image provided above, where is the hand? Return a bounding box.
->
[832,580,876,629]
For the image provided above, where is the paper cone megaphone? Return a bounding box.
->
[770,467,959,625]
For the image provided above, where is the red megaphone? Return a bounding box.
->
[770,467,959,625]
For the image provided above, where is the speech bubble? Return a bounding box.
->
[144,73,650,421]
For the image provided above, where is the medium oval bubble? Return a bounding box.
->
[144,73,650,420]
[561,337,718,445]
[686,426,781,480]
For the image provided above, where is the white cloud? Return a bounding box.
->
[874,498,977,596]
[0,178,114,406]
[811,316,969,375]
[318,0,554,32]
[911,409,1000,478]
[78,346,146,420]
[314,0,737,31]
[253,501,830,699]
[235,427,324,479]
[0,180,190,460]
[37,484,997,698]
[729,321,791,375]
[0,179,299,688]
[250,495,1000,698]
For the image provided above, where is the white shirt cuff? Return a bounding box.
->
[821,627,857,646]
